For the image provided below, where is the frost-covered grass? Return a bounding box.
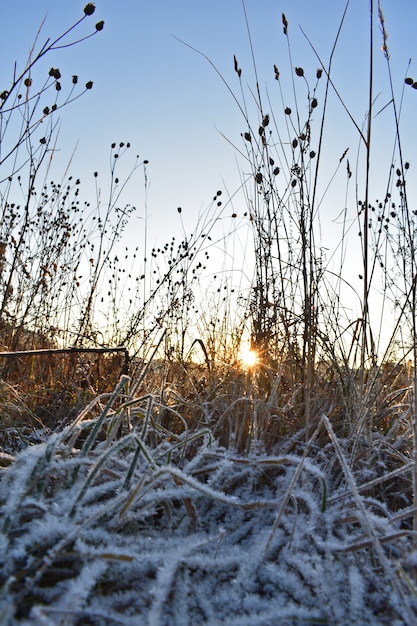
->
[1,375,416,625]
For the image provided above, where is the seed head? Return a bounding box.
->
[405,77,414,85]
[274,65,280,80]
[24,78,32,87]
[295,67,304,77]
[72,75,78,84]
[311,97,318,108]
[378,4,389,59]
[282,13,288,35]
[316,68,322,79]
[85,81,93,89]
[95,20,104,31]
[233,55,242,78]
[285,107,291,115]
[84,3,95,16]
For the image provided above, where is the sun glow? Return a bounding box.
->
[239,346,258,369]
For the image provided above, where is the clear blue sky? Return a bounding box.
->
[1,0,417,351]
[2,1,415,226]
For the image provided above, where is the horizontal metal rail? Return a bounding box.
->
[0,347,128,358]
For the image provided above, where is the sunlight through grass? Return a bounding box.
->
[239,346,258,369]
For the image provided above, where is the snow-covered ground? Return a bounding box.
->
[0,407,416,625]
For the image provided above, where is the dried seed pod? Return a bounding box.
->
[84,3,95,15]
[405,77,414,85]
[282,13,288,35]
[233,55,242,78]
[285,107,292,115]
[274,64,280,80]
[255,172,263,184]
[24,78,32,87]
[243,132,251,142]
[95,20,104,31]
[311,97,318,108]
[262,114,270,127]
[72,75,78,84]
[316,68,323,79]
[295,67,304,77]
[85,81,93,89]
[292,138,298,149]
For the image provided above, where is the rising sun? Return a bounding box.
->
[239,347,258,368]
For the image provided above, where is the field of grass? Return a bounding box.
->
[1,2,417,624]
